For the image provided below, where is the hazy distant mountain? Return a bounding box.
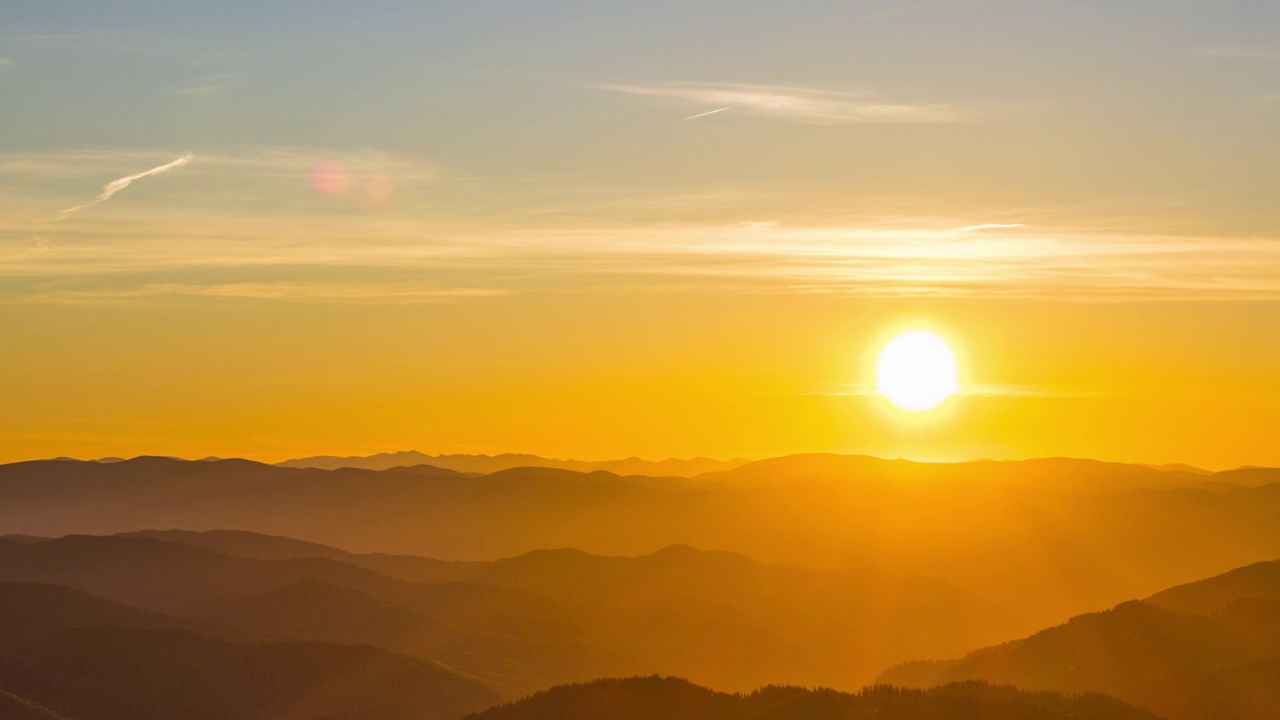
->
[0,535,641,695]
[278,451,748,476]
[5,454,1280,635]
[696,453,1214,492]
[1,531,1004,690]
[201,579,648,694]
[1212,468,1280,488]
[0,536,53,545]
[464,676,1159,720]
[877,559,1280,720]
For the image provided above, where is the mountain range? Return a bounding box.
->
[3,452,1280,718]
[3,454,1279,631]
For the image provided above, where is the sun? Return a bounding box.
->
[876,331,960,412]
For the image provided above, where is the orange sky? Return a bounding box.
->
[3,2,1280,467]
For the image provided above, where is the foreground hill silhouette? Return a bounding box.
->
[463,676,1158,720]
[878,559,1280,720]
[0,584,499,720]
[4,454,1280,633]
[1,627,500,720]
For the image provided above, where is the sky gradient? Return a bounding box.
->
[3,1,1280,467]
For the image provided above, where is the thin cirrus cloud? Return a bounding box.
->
[5,147,1279,303]
[6,211,1280,302]
[594,82,985,124]
[2,283,509,305]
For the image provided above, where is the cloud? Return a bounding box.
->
[5,209,1280,301]
[1195,46,1280,61]
[5,148,1280,303]
[58,153,193,218]
[953,223,1025,232]
[4,147,437,185]
[3,283,509,305]
[595,82,986,124]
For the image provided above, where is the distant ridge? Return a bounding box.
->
[277,451,749,477]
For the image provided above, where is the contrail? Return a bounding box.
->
[680,106,733,122]
[58,153,194,219]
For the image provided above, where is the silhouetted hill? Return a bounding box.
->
[278,451,747,477]
[0,535,644,695]
[1147,558,1280,615]
[464,676,1159,720]
[0,582,191,641]
[201,579,646,694]
[0,534,415,615]
[0,626,499,720]
[120,528,470,583]
[876,562,1280,720]
[119,528,365,562]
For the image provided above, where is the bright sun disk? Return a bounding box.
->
[876,331,959,412]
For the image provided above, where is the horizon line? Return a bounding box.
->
[5,450,1267,474]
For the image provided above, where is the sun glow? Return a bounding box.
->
[876,331,960,412]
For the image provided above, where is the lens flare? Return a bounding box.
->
[308,160,348,195]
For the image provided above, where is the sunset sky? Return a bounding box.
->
[3,1,1279,468]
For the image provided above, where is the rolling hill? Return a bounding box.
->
[0,626,499,720]
[0,581,501,720]
[0,532,1003,690]
[877,559,1280,720]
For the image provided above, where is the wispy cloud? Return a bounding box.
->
[5,148,1280,303]
[596,82,988,124]
[57,153,193,219]
[3,283,509,305]
[1195,45,1280,61]
[5,211,1280,301]
[953,223,1025,232]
